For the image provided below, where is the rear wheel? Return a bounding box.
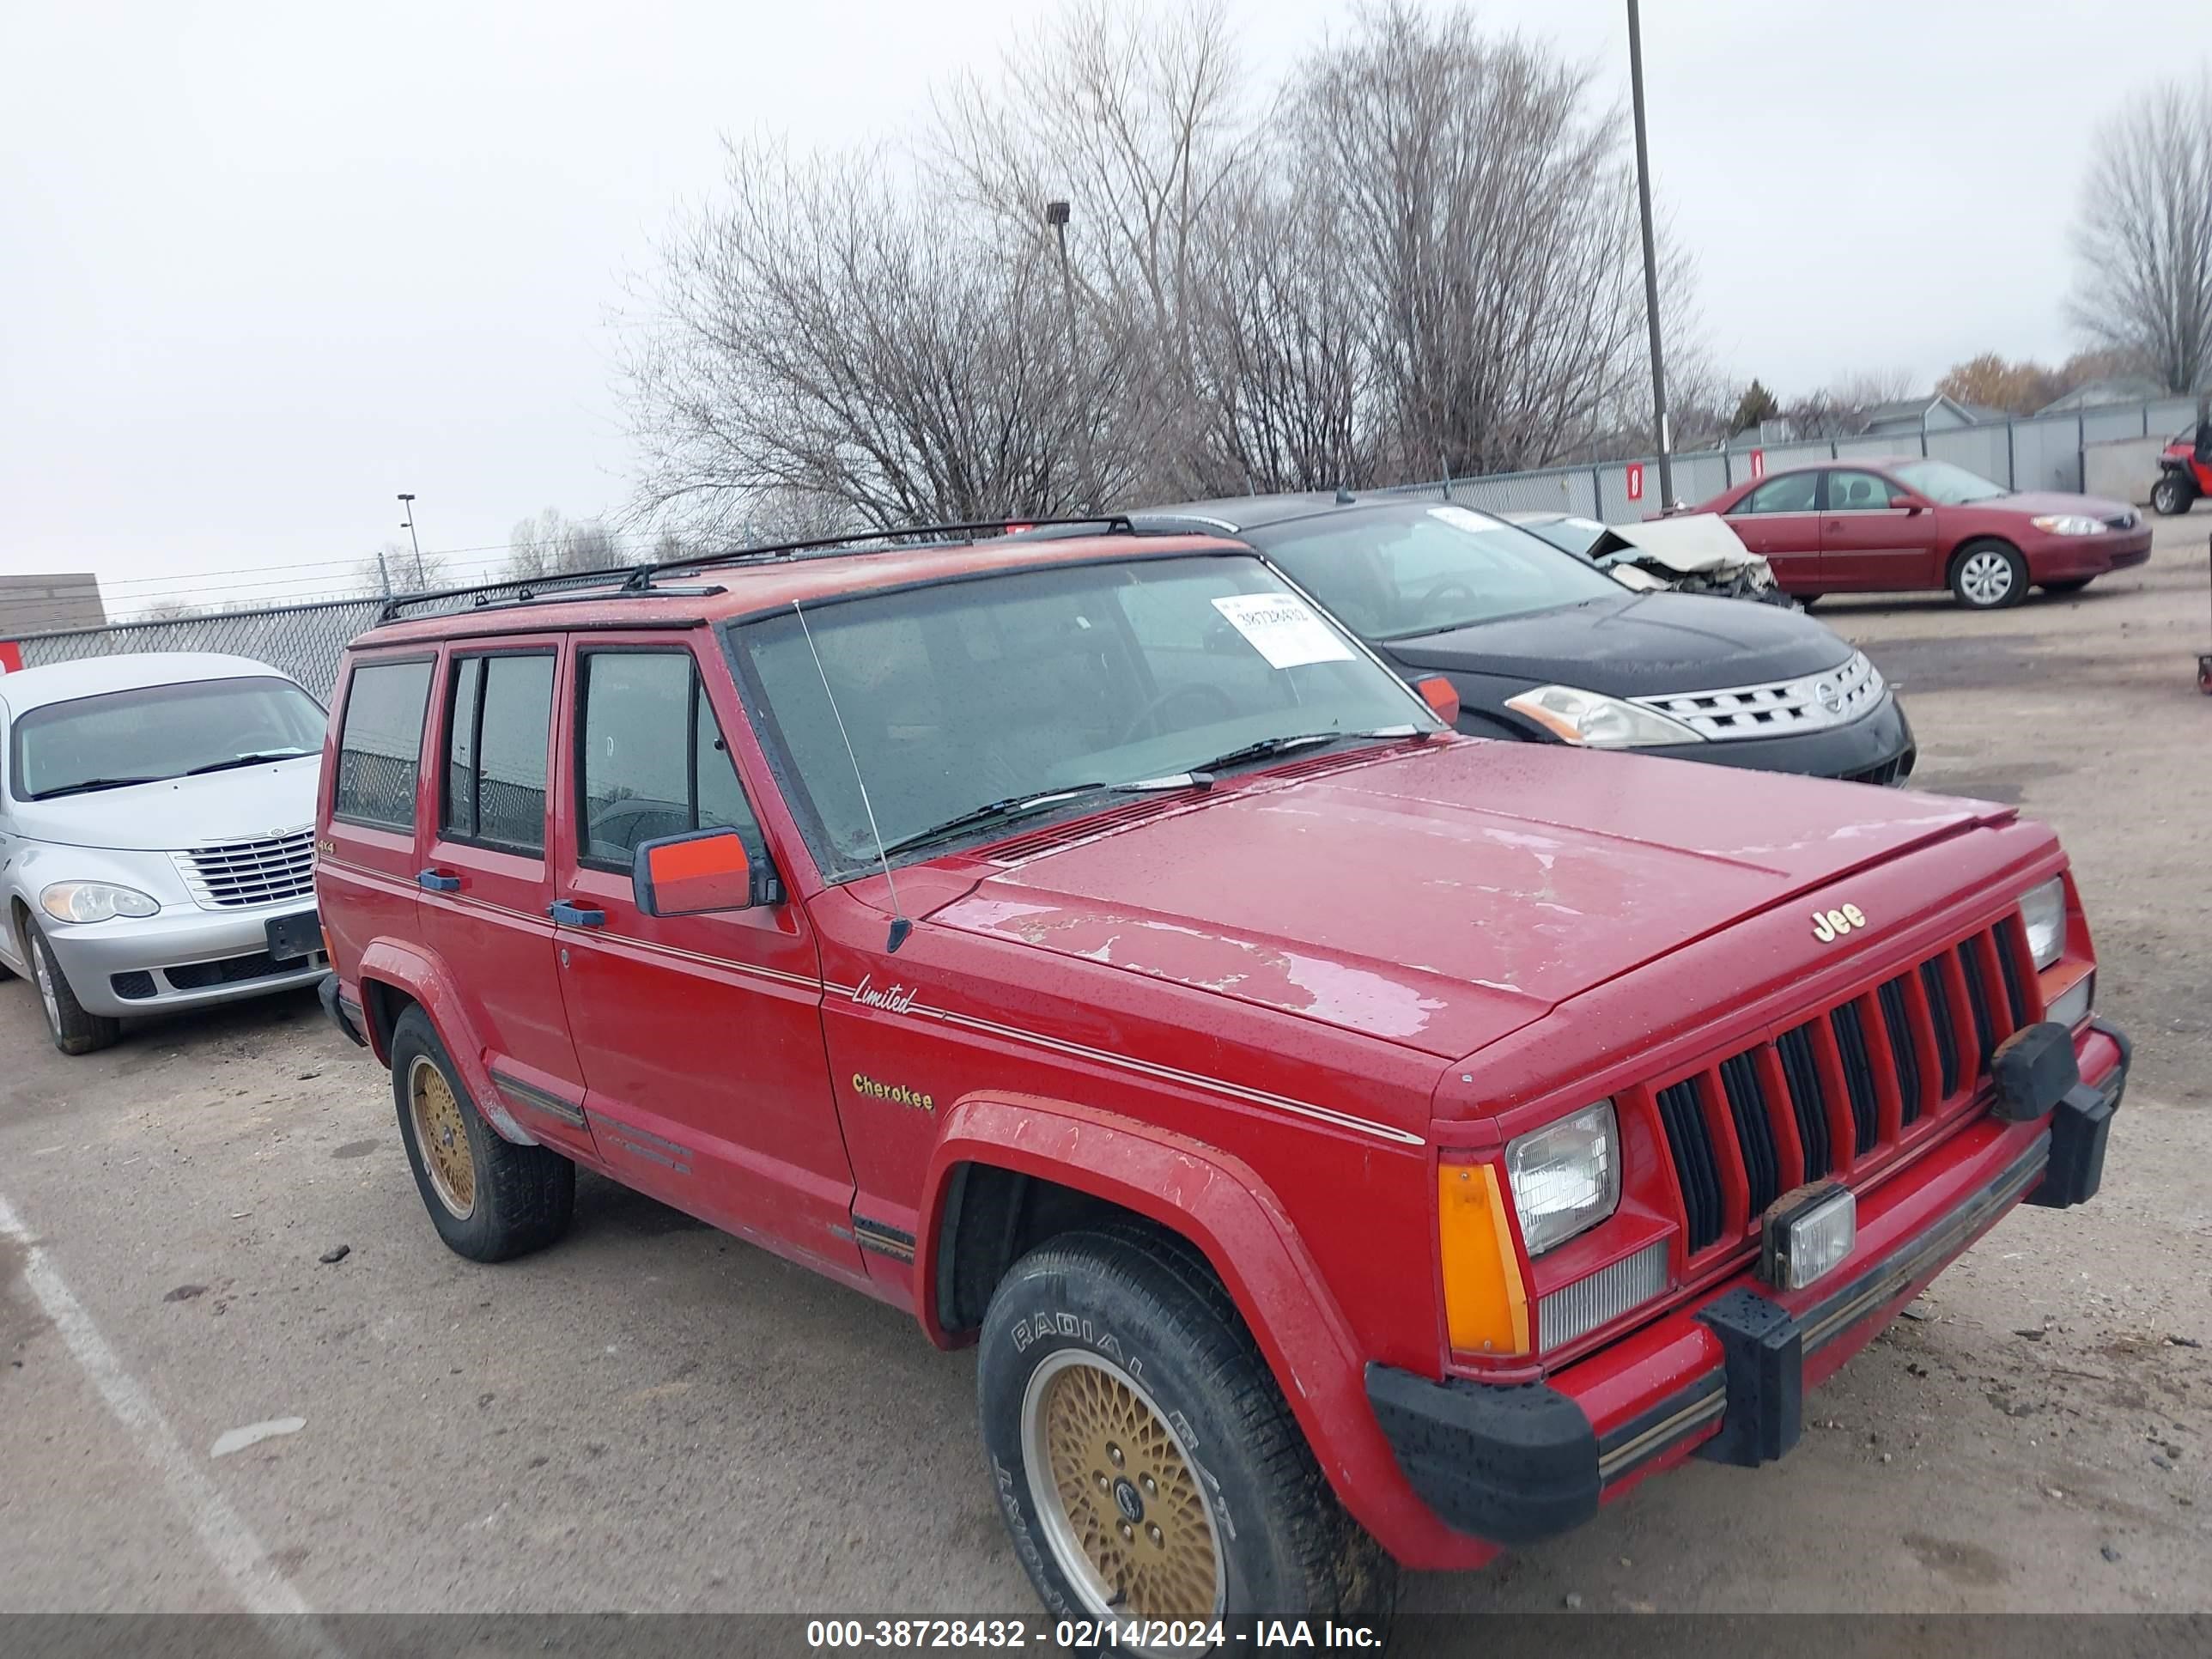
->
[389,1006,573,1261]
[27,922,120,1056]
[978,1224,1396,1634]
[2150,472,2194,516]
[2041,577,2094,595]
[1949,540,2027,610]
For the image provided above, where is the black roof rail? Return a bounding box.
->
[374,516,1131,626]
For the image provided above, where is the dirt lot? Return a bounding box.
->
[3,518,2209,1620]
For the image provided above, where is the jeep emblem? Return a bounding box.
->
[1811,903,1867,943]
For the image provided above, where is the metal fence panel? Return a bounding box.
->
[1925,423,2009,484]
[2009,415,2085,493]
[2144,396,2199,437]
[1668,451,1729,507]
[2081,407,2143,445]
[15,598,381,702]
[1833,435,1905,463]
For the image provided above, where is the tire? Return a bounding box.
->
[27,922,121,1056]
[389,1006,574,1262]
[2150,473,2193,516]
[978,1224,1397,1633]
[1949,540,2027,610]
[2041,577,2094,595]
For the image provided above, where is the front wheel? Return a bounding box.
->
[978,1224,1396,1633]
[1950,541,2027,610]
[2150,472,2194,516]
[389,1006,574,1262]
[27,922,120,1055]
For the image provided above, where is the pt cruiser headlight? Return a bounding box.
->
[40,882,159,924]
[2030,514,2104,537]
[2020,877,2066,969]
[1505,1101,1620,1255]
[1504,684,1703,748]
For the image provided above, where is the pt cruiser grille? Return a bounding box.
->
[1644,919,2033,1261]
[173,829,317,909]
[1634,651,1883,740]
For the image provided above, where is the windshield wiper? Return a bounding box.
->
[1164,726,1419,779]
[184,750,314,776]
[879,776,1191,858]
[29,776,162,800]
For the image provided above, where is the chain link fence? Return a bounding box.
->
[8,393,2200,699]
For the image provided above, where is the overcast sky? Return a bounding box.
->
[4,0,2208,616]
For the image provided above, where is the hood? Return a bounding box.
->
[1992,490,2133,520]
[930,740,2004,1060]
[1381,591,1849,695]
[13,756,319,851]
[1588,514,1763,575]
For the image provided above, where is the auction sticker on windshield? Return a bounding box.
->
[1212,593,1354,669]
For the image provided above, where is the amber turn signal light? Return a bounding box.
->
[1437,1158,1530,1357]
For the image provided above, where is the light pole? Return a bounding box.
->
[1045,199,1098,513]
[398,493,422,586]
[1626,0,1674,509]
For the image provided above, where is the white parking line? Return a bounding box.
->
[0,1189,336,1644]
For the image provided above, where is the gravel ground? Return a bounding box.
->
[3,514,2208,1620]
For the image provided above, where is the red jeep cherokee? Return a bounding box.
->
[315,526,2125,1632]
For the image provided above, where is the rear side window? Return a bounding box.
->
[333,659,434,830]
[441,653,556,854]
[1735,473,1818,514]
[577,649,760,867]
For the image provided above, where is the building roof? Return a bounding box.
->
[2035,376,2168,415]
[355,530,1244,648]
[0,652,298,714]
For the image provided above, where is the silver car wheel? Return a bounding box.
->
[31,939,63,1037]
[1960,549,2014,606]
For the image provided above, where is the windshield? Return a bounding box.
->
[732,553,1431,878]
[1514,516,1609,558]
[10,676,325,801]
[1892,459,2009,505]
[1248,503,1623,640]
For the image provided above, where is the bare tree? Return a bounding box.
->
[356,539,450,597]
[1292,3,1693,479]
[2069,72,2212,394]
[623,138,1127,538]
[505,508,628,580]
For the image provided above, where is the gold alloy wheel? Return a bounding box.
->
[1020,1350,1225,1623]
[408,1055,477,1219]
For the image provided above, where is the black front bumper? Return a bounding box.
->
[1635,695,1917,784]
[319,972,368,1048]
[1365,1018,2125,1547]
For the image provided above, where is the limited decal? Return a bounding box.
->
[851,973,921,1014]
[1209,593,1354,670]
[1811,902,1868,944]
[851,1073,935,1114]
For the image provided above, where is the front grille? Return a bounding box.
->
[1841,748,1914,787]
[1643,916,2034,1260]
[1655,1079,1723,1251]
[173,828,316,909]
[1540,1239,1669,1350]
[1634,652,1885,741]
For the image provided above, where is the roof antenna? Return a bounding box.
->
[792,599,912,953]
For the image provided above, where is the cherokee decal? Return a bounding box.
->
[851,1072,934,1114]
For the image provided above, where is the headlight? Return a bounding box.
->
[40,882,160,924]
[2030,514,2103,536]
[2020,877,2066,969]
[1504,684,1704,748]
[1504,1101,1620,1255]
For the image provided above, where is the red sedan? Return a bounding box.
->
[1689,458,2152,610]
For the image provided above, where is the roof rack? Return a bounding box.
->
[373,515,1133,626]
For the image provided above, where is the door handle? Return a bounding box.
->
[416,869,461,893]
[549,899,606,927]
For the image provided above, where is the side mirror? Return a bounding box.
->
[1413,674,1460,726]
[632,825,781,918]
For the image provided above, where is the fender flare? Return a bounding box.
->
[353,939,538,1146]
[916,1091,1446,1561]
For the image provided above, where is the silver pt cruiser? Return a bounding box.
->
[0,653,326,1054]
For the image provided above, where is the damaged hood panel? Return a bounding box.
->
[929,740,2006,1059]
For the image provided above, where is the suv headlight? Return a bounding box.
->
[2020,877,2066,969]
[1504,1101,1620,1255]
[2030,514,2104,537]
[1504,684,1703,748]
[40,882,160,924]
